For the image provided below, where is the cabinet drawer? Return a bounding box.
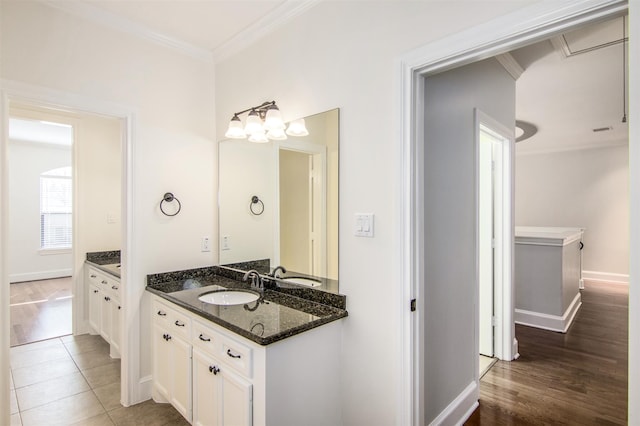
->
[219,334,252,378]
[153,299,191,340]
[192,321,218,356]
[108,279,121,299]
[193,319,252,378]
[87,268,102,286]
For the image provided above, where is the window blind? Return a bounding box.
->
[40,167,72,249]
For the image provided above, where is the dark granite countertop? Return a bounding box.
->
[86,251,121,278]
[146,267,347,346]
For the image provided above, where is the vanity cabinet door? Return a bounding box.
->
[89,284,101,333]
[100,292,112,342]
[152,323,172,402]
[171,334,193,422]
[110,297,122,357]
[192,348,252,426]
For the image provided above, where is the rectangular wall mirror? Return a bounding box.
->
[218,108,339,283]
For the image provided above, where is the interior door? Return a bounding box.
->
[478,129,495,357]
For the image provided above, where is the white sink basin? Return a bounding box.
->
[198,290,260,305]
[281,277,322,287]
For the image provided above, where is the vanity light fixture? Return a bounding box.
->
[224,101,309,142]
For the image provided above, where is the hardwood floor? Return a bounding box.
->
[466,280,628,425]
[10,277,72,347]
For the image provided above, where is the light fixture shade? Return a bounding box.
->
[266,128,287,140]
[286,118,309,136]
[248,130,269,143]
[225,115,247,139]
[244,110,263,134]
[264,105,285,131]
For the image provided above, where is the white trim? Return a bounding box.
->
[428,381,479,426]
[0,80,139,410]
[516,138,628,156]
[39,0,213,63]
[9,269,72,283]
[583,270,630,284]
[495,53,524,80]
[398,1,628,425]
[515,292,582,333]
[38,248,72,255]
[0,89,10,426]
[212,0,320,63]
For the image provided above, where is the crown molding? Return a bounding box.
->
[212,0,320,63]
[39,0,214,63]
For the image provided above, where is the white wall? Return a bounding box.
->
[215,3,528,424]
[1,0,215,400]
[423,58,516,423]
[8,141,72,281]
[516,145,629,280]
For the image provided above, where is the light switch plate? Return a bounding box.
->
[354,213,374,237]
[201,237,211,252]
[221,236,231,251]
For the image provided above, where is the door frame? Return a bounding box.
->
[397,1,630,424]
[273,139,327,275]
[0,80,138,420]
[476,109,515,363]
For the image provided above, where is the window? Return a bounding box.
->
[40,166,72,250]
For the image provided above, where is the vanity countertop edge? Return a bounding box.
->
[145,267,347,346]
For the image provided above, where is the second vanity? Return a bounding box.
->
[146,265,347,426]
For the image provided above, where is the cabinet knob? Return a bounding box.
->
[118,306,121,310]
[112,285,118,290]
[90,274,97,278]
[209,366,220,375]
[93,290,99,294]
[104,296,111,302]
[198,334,211,342]
[174,320,185,327]
[163,333,171,341]
[226,349,241,359]
[157,311,167,316]
[101,280,108,285]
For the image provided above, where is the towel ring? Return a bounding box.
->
[250,195,264,216]
[160,192,181,216]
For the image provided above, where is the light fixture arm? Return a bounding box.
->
[231,101,277,120]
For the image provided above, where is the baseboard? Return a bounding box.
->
[139,375,153,403]
[583,270,629,284]
[9,269,72,283]
[429,381,479,426]
[515,292,582,333]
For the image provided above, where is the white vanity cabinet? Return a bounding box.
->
[152,299,193,422]
[192,347,253,426]
[150,294,343,426]
[86,265,121,358]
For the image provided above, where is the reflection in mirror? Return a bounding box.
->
[218,109,339,283]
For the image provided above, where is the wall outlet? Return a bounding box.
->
[221,235,231,251]
[201,237,211,252]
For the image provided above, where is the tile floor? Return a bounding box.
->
[9,334,189,426]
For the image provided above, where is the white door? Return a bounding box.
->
[193,348,222,426]
[478,130,495,357]
[478,116,510,359]
[171,335,193,422]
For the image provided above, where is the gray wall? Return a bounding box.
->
[516,145,629,280]
[423,57,515,423]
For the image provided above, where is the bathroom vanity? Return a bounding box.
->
[515,226,584,332]
[146,266,347,426]
[85,251,122,358]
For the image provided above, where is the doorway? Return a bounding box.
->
[477,111,513,376]
[8,108,75,346]
[399,1,630,425]
[276,141,327,277]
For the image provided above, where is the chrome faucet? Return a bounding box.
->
[269,265,287,279]
[243,270,264,292]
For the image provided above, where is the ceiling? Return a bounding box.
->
[20,3,630,153]
[512,15,629,154]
